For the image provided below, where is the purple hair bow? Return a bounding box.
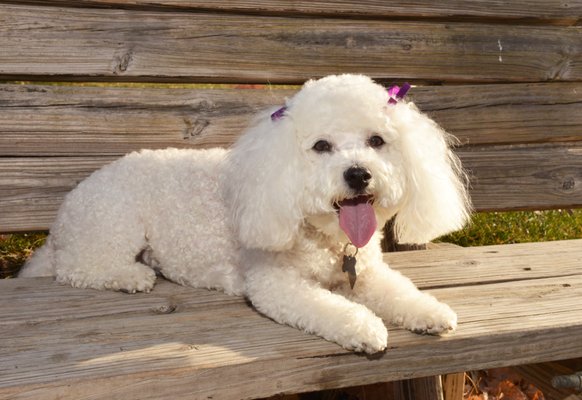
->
[271,82,411,121]
[387,82,411,105]
[270,106,287,121]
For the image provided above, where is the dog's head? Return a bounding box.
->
[224,74,471,251]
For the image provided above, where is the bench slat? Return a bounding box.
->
[1,83,581,156]
[389,239,582,288]
[2,144,581,231]
[1,4,581,83]
[460,144,582,211]
[18,0,582,22]
[1,240,581,399]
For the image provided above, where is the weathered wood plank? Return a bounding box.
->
[460,144,582,211]
[1,4,581,83]
[420,83,582,146]
[11,0,582,23]
[442,373,464,400]
[2,144,581,232]
[1,82,581,156]
[393,376,444,400]
[1,240,582,399]
[0,84,293,156]
[386,239,582,289]
[0,157,114,232]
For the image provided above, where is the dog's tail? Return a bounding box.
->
[18,237,56,277]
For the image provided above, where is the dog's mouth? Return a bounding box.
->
[334,195,377,248]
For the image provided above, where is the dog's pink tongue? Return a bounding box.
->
[338,197,377,248]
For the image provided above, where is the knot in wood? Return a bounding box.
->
[562,177,575,191]
[113,49,133,74]
[183,118,210,139]
[152,303,177,314]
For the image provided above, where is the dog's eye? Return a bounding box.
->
[367,135,385,149]
[312,140,333,153]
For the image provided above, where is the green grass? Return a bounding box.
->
[0,233,46,278]
[439,209,582,246]
[1,210,581,278]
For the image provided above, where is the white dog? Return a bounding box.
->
[20,74,470,353]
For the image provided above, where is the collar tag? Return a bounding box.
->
[342,243,358,289]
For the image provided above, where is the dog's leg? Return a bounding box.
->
[56,259,157,294]
[245,262,388,354]
[348,262,457,335]
[47,181,158,293]
[53,225,156,293]
[55,238,157,293]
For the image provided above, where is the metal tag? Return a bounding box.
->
[342,254,357,289]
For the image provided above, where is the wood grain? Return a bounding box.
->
[442,373,464,400]
[1,4,581,84]
[460,144,582,211]
[1,82,581,156]
[11,0,582,23]
[0,84,293,156]
[393,376,443,400]
[1,240,581,399]
[0,157,114,232]
[2,143,581,232]
[384,238,582,288]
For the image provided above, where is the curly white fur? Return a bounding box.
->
[20,74,471,353]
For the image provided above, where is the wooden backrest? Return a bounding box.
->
[1,1,581,233]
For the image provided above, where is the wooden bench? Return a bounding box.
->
[1,1,581,399]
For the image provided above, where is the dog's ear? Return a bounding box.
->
[224,109,304,251]
[391,103,471,244]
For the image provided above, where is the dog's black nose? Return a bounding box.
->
[344,166,372,192]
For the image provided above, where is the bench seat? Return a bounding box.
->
[2,239,581,399]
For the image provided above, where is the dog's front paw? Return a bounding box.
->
[395,296,457,335]
[339,309,388,354]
